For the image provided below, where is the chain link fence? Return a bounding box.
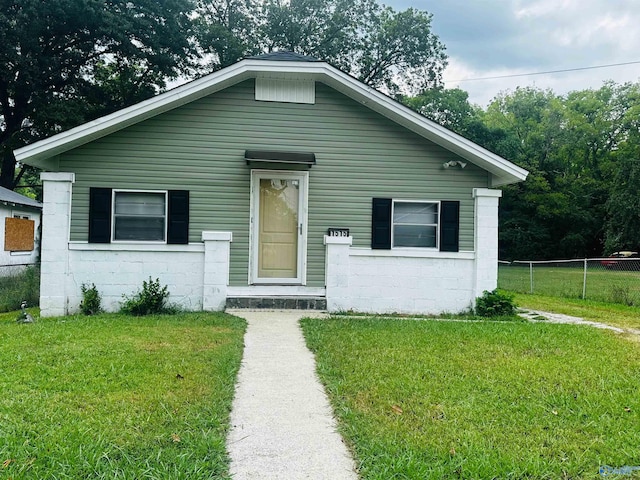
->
[498,258,640,306]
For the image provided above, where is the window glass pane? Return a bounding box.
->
[115,192,165,216]
[393,202,437,225]
[113,192,166,241]
[393,225,437,248]
[114,217,165,241]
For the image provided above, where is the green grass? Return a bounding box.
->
[0,311,245,479]
[301,317,640,479]
[513,293,640,331]
[499,264,640,305]
[0,266,40,312]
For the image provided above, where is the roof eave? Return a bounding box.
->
[15,58,528,185]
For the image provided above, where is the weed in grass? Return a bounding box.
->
[80,283,102,315]
[475,289,516,317]
[0,266,39,313]
[120,277,177,315]
[302,317,640,479]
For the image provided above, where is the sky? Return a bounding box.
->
[386,0,640,107]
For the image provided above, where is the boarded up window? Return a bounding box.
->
[4,217,35,252]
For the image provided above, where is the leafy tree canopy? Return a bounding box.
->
[0,0,197,190]
[408,82,640,260]
[194,0,447,95]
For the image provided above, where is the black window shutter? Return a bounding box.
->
[371,198,392,249]
[167,190,189,244]
[440,201,460,252]
[88,187,112,243]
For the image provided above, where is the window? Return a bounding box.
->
[392,201,438,248]
[5,214,36,253]
[371,198,459,252]
[89,188,189,244]
[113,191,166,241]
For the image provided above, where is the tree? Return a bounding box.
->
[193,0,261,71]
[482,87,608,260]
[603,82,640,252]
[195,0,447,95]
[0,0,197,190]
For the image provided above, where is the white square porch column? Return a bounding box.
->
[40,172,75,317]
[324,235,352,312]
[202,231,233,310]
[473,188,502,299]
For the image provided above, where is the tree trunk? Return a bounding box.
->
[0,148,17,190]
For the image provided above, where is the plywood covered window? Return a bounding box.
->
[4,216,35,252]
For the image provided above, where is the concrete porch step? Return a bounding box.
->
[225,296,327,310]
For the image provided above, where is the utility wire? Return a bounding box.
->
[447,60,640,83]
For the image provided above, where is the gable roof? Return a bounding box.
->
[14,54,528,187]
[0,186,42,209]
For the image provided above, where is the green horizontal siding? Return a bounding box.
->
[62,80,489,287]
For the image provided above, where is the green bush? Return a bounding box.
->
[120,277,175,316]
[0,266,40,313]
[80,283,102,315]
[475,289,516,317]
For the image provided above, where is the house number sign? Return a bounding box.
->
[327,228,350,237]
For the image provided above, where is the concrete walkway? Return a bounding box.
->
[226,310,358,480]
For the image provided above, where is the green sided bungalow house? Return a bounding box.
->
[15,52,528,317]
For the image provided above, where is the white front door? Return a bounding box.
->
[250,170,308,284]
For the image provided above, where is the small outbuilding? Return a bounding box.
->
[0,186,42,276]
[15,53,527,316]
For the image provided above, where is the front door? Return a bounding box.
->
[250,170,307,284]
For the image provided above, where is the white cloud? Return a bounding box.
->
[390,0,640,106]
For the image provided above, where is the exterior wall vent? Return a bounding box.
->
[255,77,315,104]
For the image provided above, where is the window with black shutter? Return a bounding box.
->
[371,198,460,252]
[88,188,189,244]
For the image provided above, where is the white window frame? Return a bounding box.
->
[391,200,440,250]
[111,189,168,243]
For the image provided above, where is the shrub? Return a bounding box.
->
[0,266,40,313]
[80,283,102,315]
[120,277,175,316]
[475,289,516,317]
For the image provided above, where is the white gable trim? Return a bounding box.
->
[15,59,527,186]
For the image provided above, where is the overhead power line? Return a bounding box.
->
[447,60,640,83]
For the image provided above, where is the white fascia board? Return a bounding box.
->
[15,58,528,185]
[15,62,255,168]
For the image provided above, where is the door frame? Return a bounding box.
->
[249,169,309,285]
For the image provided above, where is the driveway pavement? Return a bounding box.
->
[226,309,358,480]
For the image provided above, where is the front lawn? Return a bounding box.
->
[301,317,640,479]
[0,312,245,479]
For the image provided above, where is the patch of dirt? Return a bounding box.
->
[518,309,626,334]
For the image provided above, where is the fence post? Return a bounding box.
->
[583,258,587,300]
[529,262,534,294]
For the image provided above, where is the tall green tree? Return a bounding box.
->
[195,0,447,95]
[603,82,640,252]
[0,0,197,190]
